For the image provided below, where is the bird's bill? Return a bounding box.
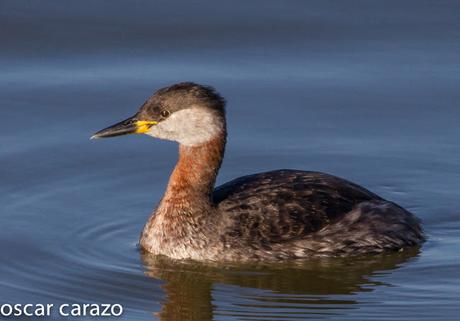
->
[91,115,157,139]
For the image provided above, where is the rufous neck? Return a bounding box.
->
[163,133,226,203]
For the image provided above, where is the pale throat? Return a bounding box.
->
[146,107,225,147]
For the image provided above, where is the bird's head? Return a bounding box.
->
[91,82,226,146]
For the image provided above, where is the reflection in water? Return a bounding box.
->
[142,248,420,321]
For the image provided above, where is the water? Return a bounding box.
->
[1,0,460,320]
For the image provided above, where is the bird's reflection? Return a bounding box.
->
[141,248,420,321]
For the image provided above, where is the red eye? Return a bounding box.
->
[161,110,170,118]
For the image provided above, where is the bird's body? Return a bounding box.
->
[93,82,424,262]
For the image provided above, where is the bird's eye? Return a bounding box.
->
[161,110,170,118]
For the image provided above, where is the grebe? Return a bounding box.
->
[92,82,424,261]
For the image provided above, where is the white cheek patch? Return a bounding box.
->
[146,107,224,146]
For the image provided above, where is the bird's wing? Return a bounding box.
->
[213,170,381,245]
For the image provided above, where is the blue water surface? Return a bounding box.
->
[1,1,459,320]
